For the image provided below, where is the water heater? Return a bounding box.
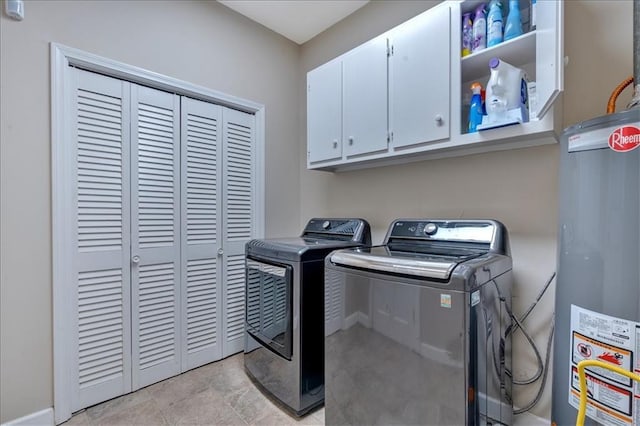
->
[552,109,640,425]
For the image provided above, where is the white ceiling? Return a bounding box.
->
[217,0,369,45]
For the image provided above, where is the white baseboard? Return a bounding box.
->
[343,311,370,330]
[419,341,464,368]
[2,408,54,426]
[514,410,549,426]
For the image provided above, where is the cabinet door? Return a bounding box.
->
[535,0,564,119]
[390,4,450,148]
[307,59,342,164]
[343,36,389,157]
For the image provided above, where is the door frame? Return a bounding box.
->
[51,43,265,424]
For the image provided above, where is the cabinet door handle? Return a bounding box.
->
[348,136,354,145]
[435,115,444,126]
[332,140,338,149]
[132,255,140,264]
[217,248,224,256]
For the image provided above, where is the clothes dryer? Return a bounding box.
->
[244,218,371,416]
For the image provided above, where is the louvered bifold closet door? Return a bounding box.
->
[71,68,132,411]
[221,108,256,357]
[180,97,223,370]
[130,84,181,389]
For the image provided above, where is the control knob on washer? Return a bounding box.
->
[424,223,438,235]
[322,220,331,230]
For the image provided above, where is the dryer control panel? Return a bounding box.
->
[304,218,370,242]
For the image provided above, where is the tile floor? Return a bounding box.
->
[62,352,546,426]
[63,353,324,426]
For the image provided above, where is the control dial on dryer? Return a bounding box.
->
[424,222,438,235]
[322,220,331,230]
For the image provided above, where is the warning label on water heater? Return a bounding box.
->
[568,305,640,425]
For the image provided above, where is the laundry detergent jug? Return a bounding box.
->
[478,57,529,130]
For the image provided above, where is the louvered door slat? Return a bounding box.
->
[224,254,246,345]
[71,69,132,411]
[224,118,253,241]
[77,87,124,252]
[136,99,176,250]
[221,108,255,357]
[131,84,180,390]
[78,268,125,389]
[181,98,223,370]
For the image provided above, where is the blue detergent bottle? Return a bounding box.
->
[487,0,503,47]
[469,82,484,133]
[504,0,523,41]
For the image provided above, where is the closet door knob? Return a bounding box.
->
[132,255,140,264]
[217,248,224,256]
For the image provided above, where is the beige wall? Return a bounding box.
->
[0,1,301,422]
[299,0,634,420]
[0,0,634,423]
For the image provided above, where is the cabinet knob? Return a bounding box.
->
[217,248,224,256]
[332,140,338,149]
[348,136,354,145]
[131,255,140,264]
[435,115,444,126]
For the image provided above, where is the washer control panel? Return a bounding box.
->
[390,220,496,243]
[423,223,438,235]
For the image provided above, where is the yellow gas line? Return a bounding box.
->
[576,359,640,426]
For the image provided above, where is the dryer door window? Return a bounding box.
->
[245,258,293,360]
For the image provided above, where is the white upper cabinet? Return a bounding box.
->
[307,59,342,164]
[535,0,564,119]
[457,0,563,122]
[342,35,389,157]
[306,0,564,171]
[389,4,451,149]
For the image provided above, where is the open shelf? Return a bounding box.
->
[461,31,536,82]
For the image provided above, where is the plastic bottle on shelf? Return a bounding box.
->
[504,0,524,41]
[462,12,473,57]
[487,0,503,47]
[468,82,484,133]
[472,4,486,53]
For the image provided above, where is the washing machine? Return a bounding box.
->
[324,219,513,425]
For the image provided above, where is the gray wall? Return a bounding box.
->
[0,1,300,422]
[298,0,634,419]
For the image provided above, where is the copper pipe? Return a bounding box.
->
[607,76,634,114]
